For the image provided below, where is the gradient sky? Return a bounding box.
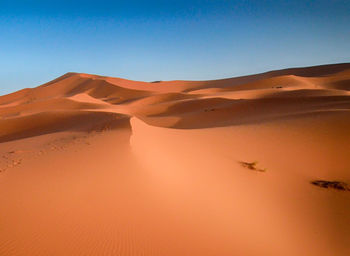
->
[1,0,349,95]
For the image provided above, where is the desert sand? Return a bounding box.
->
[1,63,350,255]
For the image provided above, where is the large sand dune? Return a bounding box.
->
[1,63,350,255]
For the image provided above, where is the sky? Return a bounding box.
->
[0,0,349,95]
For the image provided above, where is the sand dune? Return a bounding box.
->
[1,63,350,255]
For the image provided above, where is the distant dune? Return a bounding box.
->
[1,63,350,255]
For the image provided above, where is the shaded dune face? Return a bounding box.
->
[1,63,350,256]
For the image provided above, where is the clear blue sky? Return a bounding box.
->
[1,0,349,95]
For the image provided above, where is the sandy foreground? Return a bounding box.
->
[0,63,350,255]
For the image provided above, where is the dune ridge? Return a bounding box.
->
[1,63,350,255]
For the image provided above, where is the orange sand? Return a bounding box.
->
[1,63,350,255]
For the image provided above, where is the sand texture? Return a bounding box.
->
[1,63,350,255]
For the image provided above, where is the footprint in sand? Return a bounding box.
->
[12,159,22,166]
